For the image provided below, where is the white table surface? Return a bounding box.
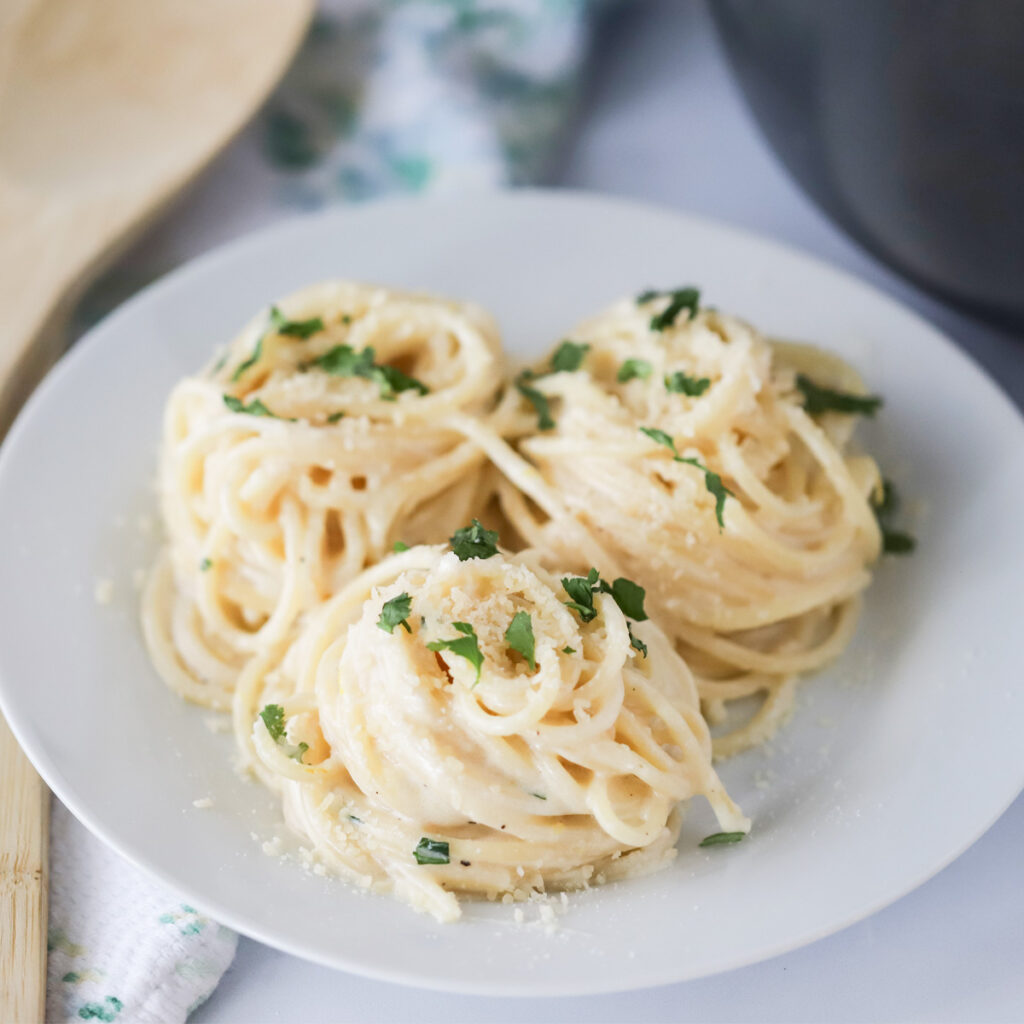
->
[106,2,1024,1020]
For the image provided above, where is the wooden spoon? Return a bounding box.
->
[0,2,313,1019]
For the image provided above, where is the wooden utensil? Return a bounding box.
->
[0,2,313,1020]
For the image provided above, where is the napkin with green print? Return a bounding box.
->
[47,804,237,1023]
[50,2,596,1021]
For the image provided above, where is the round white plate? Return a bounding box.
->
[1,191,1022,996]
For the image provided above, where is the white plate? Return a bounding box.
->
[1,191,1023,996]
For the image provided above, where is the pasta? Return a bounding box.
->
[141,280,892,923]
[479,294,883,756]
[239,541,748,922]
[144,282,504,710]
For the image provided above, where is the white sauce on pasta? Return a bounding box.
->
[466,298,882,756]
[142,282,884,921]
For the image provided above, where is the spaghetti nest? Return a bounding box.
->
[490,295,883,755]
[144,282,504,710]
[241,544,747,922]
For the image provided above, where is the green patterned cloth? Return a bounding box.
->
[72,0,596,339]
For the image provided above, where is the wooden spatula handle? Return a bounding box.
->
[0,714,49,1024]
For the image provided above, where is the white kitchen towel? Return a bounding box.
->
[47,2,596,1021]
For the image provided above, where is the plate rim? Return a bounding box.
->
[2,187,1023,996]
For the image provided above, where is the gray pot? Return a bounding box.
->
[710,0,1024,329]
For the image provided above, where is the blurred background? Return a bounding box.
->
[6,2,1023,1022]
[63,0,1023,412]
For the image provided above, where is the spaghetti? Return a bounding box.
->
[481,295,882,755]
[240,542,747,922]
[144,282,504,710]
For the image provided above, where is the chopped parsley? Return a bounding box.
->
[627,623,648,658]
[309,344,429,400]
[230,336,263,382]
[259,703,286,741]
[450,519,499,561]
[377,592,413,634]
[882,532,916,555]
[550,340,590,373]
[639,426,733,529]
[392,540,410,552]
[665,371,711,396]
[269,305,324,339]
[562,646,576,655]
[530,792,548,800]
[326,411,345,423]
[561,569,649,657]
[515,373,555,431]
[377,363,430,398]
[638,425,675,449]
[413,836,450,865]
[617,358,652,383]
[222,394,287,419]
[561,567,601,622]
[505,611,536,671]
[313,344,374,377]
[258,703,308,763]
[604,576,648,621]
[199,558,212,572]
[230,305,325,381]
[513,341,587,428]
[427,622,484,685]
[699,831,746,847]
[795,374,882,416]
[872,479,916,555]
[638,287,701,331]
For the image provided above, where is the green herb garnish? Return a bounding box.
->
[199,558,212,572]
[638,287,701,331]
[665,371,711,396]
[795,374,882,416]
[617,358,652,383]
[699,831,746,847]
[377,364,431,398]
[639,427,733,529]
[427,623,485,685]
[231,337,264,382]
[413,837,450,865]
[562,646,576,654]
[638,425,676,449]
[678,457,732,530]
[258,703,308,763]
[378,592,413,634]
[269,305,325,339]
[603,576,648,622]
[627,623,648,658]
[561,570,647,622]
[561,568,601,622]
[505,611,536,671]
[516,374,555,431]
[222,394,285,419]
[872,479,916,555]
[450,519,499,561]
[530,792,548,800]
[550,340,590,373]
[326,411,345,423]
[561,569,649,657]
[259,703,286,741]
[310,344,429,399]
[392,540,410,552]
